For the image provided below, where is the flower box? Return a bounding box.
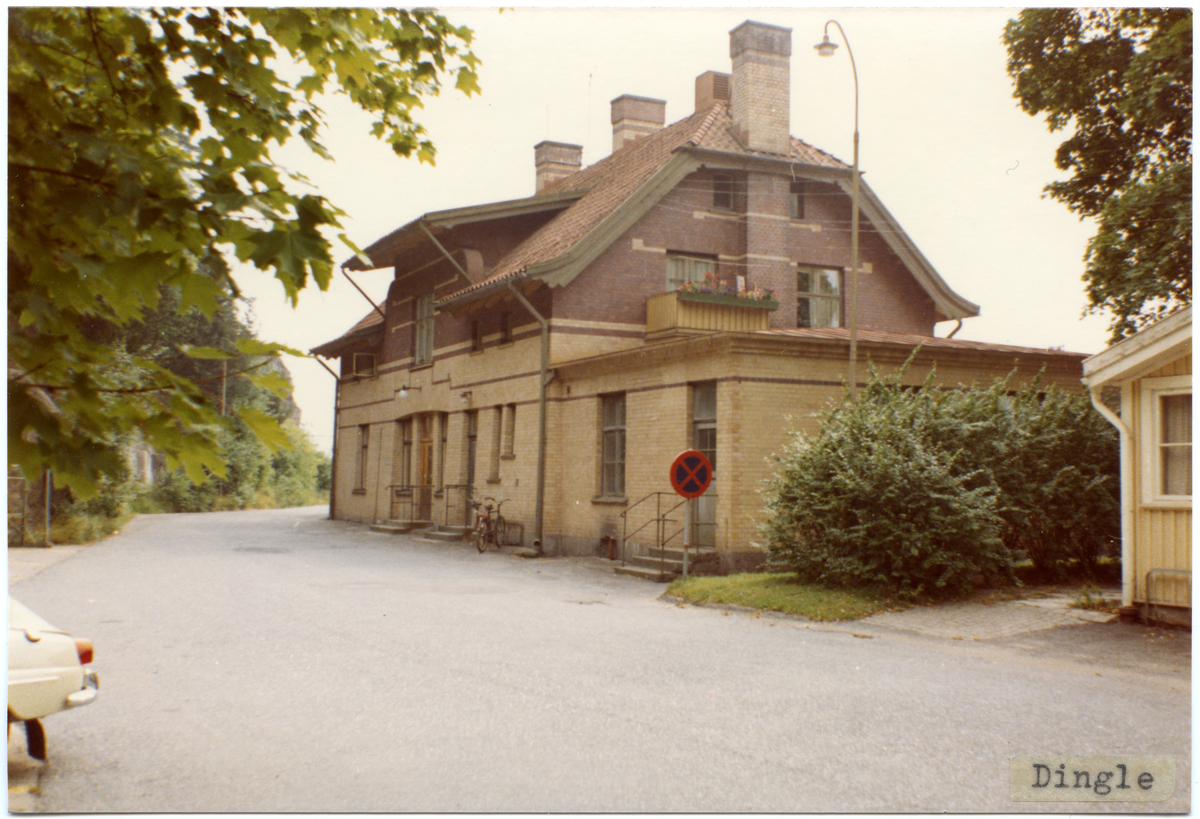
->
[675,291,780,310]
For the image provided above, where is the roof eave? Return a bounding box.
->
[1082,305,1193,386]
[342,189,588,272]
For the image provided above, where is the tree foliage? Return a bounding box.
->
[1004,9,1192,341]
[8,7,479,497]
[762,366,1120,600]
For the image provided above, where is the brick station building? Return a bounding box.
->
[313,20,1087,572]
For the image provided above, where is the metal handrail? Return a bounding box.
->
[386,484,474,530]
[620,491,686,572]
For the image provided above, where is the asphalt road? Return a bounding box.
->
[8,507,1191,812]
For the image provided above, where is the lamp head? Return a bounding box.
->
[814,34,838,57]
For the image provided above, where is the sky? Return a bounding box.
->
[234,7,1112,455]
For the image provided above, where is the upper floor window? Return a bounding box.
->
[667,253,717,292]
[414,294,435,366]
[713,174,733,210]
[790,180,806,220]
[470,318,483,352]
[500,312,513,345]
[797,266,841,329]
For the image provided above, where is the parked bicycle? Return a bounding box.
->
[470,497,508,553]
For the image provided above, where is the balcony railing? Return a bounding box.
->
[646,290,779,337]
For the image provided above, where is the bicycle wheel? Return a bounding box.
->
[474,527,488,553]
[495,516,507,547]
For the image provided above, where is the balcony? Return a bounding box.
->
[646,290,780,338]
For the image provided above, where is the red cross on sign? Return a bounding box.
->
[670,450,712,499]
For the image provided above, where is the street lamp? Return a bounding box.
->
[815,21,860,400]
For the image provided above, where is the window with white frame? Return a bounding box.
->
[797,266,841,329]
[414,294,435,366]
[1140,375,1191,502]
[666,253,717,292]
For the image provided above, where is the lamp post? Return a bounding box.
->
[815,21,860,401]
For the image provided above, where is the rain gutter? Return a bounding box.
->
[1087,384,1135,608]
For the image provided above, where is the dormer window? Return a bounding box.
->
[713,174,733,210]
[790,180,806,220]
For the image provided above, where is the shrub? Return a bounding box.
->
[762,372,1009,600]
[762,362,1120,599]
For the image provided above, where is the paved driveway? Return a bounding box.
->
[8,507,1190,812]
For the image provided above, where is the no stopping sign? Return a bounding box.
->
[670,450,712,499]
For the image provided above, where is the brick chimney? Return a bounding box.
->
[534,141,582,193]
[729,21,792,155]
[611,95,666,153]
[695,71,730,113]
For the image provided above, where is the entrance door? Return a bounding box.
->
[417,415,434,520]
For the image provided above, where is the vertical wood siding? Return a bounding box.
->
[1132,352,1192,607]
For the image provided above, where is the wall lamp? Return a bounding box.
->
[398,385,422,399]
[460,391,473,406]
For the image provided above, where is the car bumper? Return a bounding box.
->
[66,668,98,708]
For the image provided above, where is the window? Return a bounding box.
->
[502,404,516,458]
[797,266,841,328]
[692,382,718,548]
[692,382,717,473]
[355,424,370,491]
[352,352,376,377]
[713,173,733,210]
[489,405,503,482]
[470,319,483,352]
[1160,394,1191,496]
[667,253,717,292]
[398,419,413,488]
[789,180,806,220]
[1141,376,1191,502]
[500,312,513,345]
[600,394,626,497]
[414,294,435,366]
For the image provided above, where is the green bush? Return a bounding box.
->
[762,363,1120,599]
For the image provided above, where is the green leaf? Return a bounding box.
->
[179,345,235,360]
[238,406,291,453]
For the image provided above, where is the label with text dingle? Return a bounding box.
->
[1011,755,1175,802]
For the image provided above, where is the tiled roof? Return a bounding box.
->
[315,103,865,352]
[754,326,1089,358]
[439,102,849,303]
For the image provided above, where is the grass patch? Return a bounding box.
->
[1069,584,1121,614]
[666,572,905,621]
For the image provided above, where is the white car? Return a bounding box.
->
[8,597,98,760]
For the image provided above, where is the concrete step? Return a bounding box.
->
[370,520,433,535]
[614,564,678,583]
[418,527,471,543]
